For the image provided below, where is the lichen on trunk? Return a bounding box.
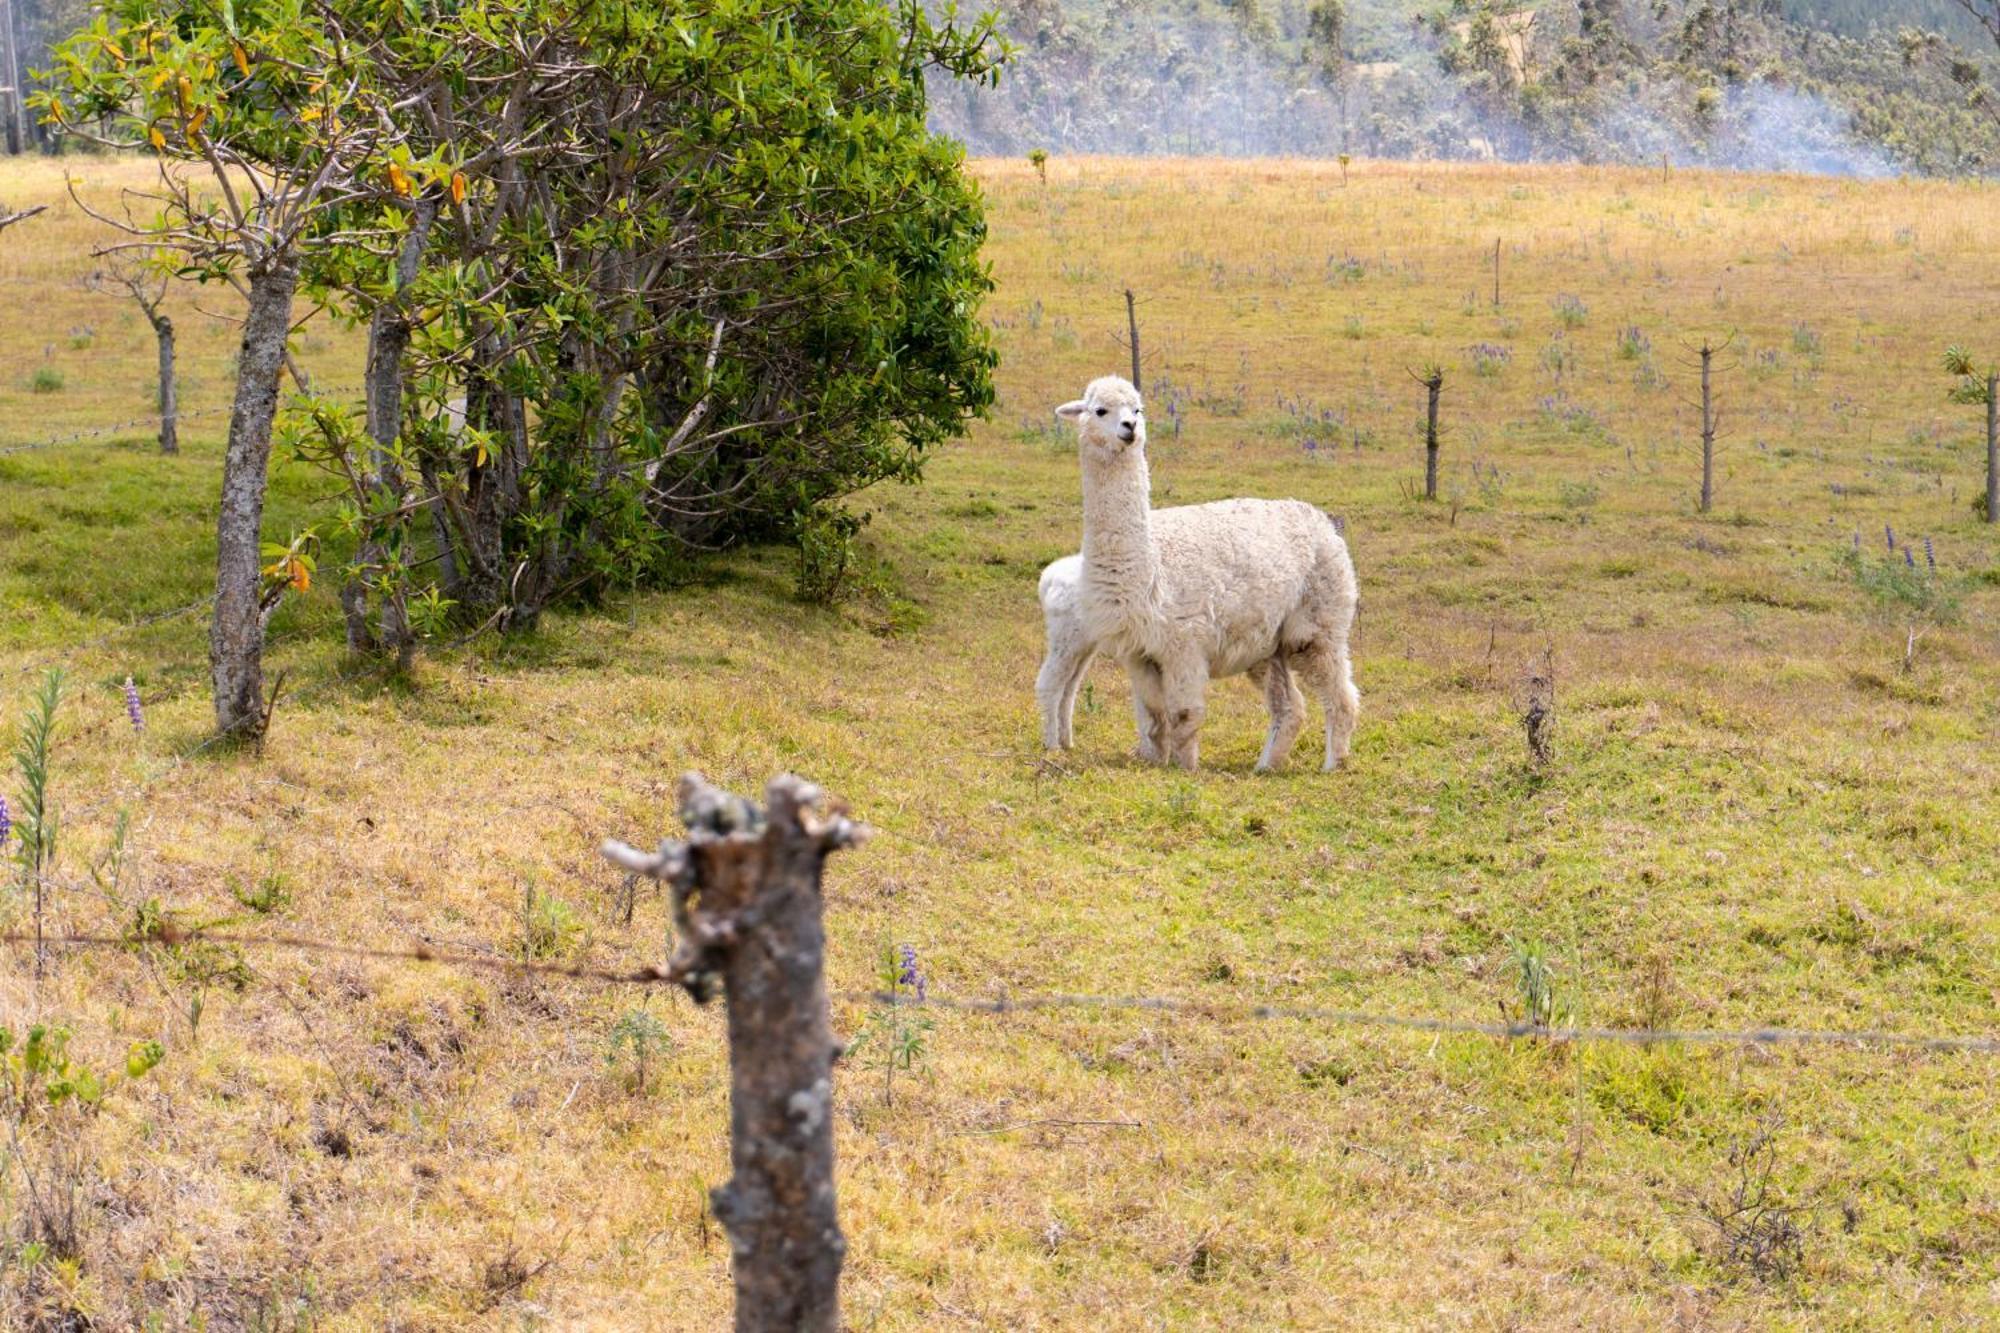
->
[209,256,298,738]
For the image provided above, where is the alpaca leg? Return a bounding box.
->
[1058,650,1093,749]
[1037,633,1093,750]
[1160,658,1209,772]
[1254,656,1309,773]
[1291,639,1361,771]
[1125,658,1168,763]
[1130,692,1163,762]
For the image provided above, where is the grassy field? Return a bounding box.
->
[1,151,1998,1329]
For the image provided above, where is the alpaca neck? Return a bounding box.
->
[1079,447,1158,607]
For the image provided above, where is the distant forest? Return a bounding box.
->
[4,0,1999,172]
[928,0,2000,174]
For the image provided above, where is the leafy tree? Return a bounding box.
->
[1306,0,1348,148]
[282,0,1007,650]
[45,0,1005,714]
[43,0,412,735]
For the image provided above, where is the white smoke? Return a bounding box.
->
[924,9,1914,180]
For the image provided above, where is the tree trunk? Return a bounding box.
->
[347,201,438,663]
[210,256,298,739]
[155,314,178,455]
[601,773,856,1333]
[1987,373,1997,526]
[0,0,21,158]
[455,332,528,619]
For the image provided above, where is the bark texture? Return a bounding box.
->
[602,773,860,1333]
[1423,371,1443,501]
[210,257,297,738]
[154,313,177,455]
[1700,343,1716,514]
[1986,373,1997,525]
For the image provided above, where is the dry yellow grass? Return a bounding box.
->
[0,152,1997,1329]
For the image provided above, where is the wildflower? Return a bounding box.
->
[0,794,9,845]
[1924,536,1936,572]
[896,943,927,1002]
[124,676,143,731]
[1885,524,1895,550]
[1905,547,1916,569]
[1852,529,1861,551]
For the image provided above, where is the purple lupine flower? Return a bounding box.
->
[1924,537,1936,572]
[1885,524,1895,550]
[0,795,9,846]
[124,676,144,731]
[896,944,926,1002]
[1852,530,1861,551]
[1905,547,1916,569]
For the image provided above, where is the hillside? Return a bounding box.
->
[3,151,1999,1327]
[928,0,2000,173]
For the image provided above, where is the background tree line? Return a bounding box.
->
[925,0,2000,174]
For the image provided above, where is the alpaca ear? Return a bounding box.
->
[1054,399,1088,420]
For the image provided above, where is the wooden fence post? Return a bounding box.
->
[1422,368,1444,501]
[1124,288,1141,392]
[602,772,861,1333]
[1700,341,1715,514]
[1986,372,1997,525]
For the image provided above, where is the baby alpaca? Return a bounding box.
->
[1037,553,1293,757]
[1058,375,1359,771]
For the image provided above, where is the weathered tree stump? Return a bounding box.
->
[603,772,862,1333]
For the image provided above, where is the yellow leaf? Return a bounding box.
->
[450,172,467,205]
[176,75,192,116]
[232,42,250,77]
[185,106,209,145]
[300,107,321,123]
[387,162,411,197]
[289,560,310,594]
[147,124,167,152]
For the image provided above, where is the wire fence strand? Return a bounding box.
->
[7,930,1996,1056]
[0,380,366,459]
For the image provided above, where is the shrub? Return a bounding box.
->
[513,883,582,960]
[794,506,870,605]
[607,1007,673,1094]
[28,368,63,394]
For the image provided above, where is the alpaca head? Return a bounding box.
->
[1055,375,1145,461]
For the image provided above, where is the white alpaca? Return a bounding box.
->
[1057,375,1359,772]
[1037,554,1292,757]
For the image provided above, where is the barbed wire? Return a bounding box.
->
[835,990,2000,1056]
[0,405,225,457]
[0,382,367,459]
[5,593,215,681]
[7,929,1995,1056]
